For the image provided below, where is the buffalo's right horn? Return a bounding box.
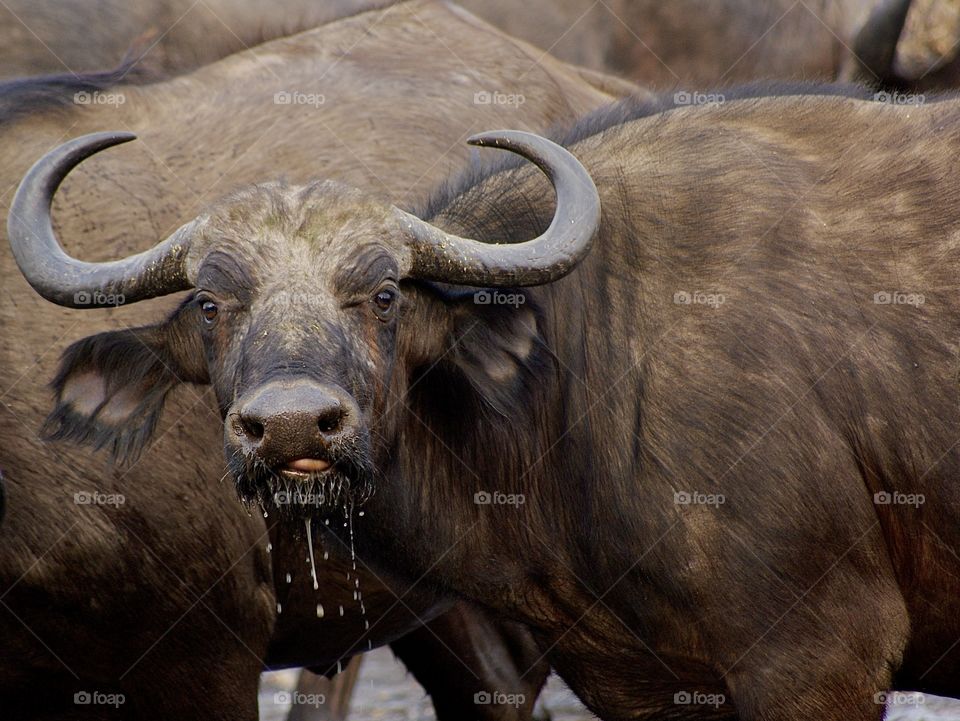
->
[7,131,195,308]
[395,130,600,287]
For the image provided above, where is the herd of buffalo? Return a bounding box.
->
[3,1,960,720]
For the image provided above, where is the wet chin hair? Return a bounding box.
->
[231,450,374,518]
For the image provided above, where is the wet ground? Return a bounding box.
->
[259,649,960,720]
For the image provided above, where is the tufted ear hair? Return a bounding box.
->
[42,299,208,463]
[444,288,548,418]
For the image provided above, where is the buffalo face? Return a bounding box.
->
[192,183,404,510]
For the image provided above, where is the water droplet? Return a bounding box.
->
[285,573,292,584]
[316,603,324,618]
[266,543,272,553]
[339,605,344,616]
[306,519,319,591]
[277,602,282,613]
[358,511,365,517]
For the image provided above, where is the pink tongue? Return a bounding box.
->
[286,458,331,473]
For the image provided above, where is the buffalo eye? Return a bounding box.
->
[372,287,397,320]
[200,300,219,324]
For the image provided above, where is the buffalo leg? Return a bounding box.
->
[287,659,362,721]
[390,602,549,721]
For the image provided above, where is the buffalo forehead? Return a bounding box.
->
[192,180,405,290]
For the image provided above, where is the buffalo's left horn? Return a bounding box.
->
[7,131,195,308]
[396,130,600,287]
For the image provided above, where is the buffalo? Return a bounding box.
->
[1,0,934,92]
[8,0,951,98]
[0,1,635,718]
[465,0,960,92]
[0,0,390,79]
[17,85,960,720]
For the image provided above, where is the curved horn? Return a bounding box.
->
[397,130,600,287]
[7,131,195,308]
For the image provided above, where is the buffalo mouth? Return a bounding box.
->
[230,445,373,516]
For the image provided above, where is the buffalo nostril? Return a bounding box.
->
[235,415,265,441]
[317,407,344,435]
[245,419,265,440]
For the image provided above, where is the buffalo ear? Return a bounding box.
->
[42,302,208,463]
[447,290,547,417]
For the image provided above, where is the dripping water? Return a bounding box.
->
[306,519,319,591]
[347,501,367,628]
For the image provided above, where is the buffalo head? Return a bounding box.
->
[8,130,599,513]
